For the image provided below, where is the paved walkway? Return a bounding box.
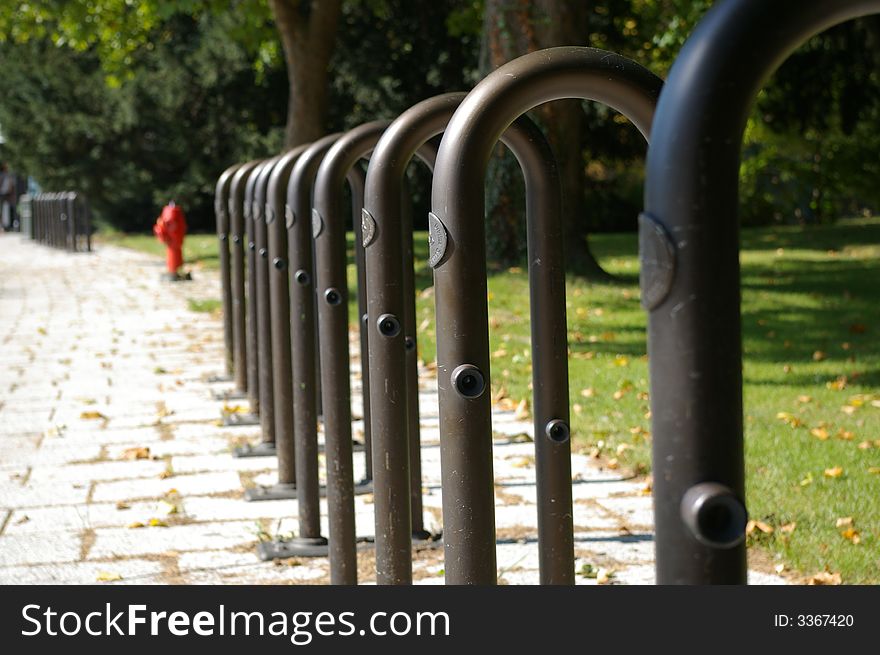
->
[0,233,783,584]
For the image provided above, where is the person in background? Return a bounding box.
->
[0,162,14,231]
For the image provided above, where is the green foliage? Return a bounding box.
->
[326,0,480,227]
[0,12,286,231]
[327,0,480,128]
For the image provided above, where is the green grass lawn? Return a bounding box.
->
[104,218,880,583]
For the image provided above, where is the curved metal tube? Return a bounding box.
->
[644,0,880,584]
[253,157,284,446]
[244,159,270,416]
[312,120,391,584]
[367,92,576,584]
[347,164,374,487]
[430,47,662,584]
[227,160,262,394]
[215,163,243,377]
[265,145,311,491]
[285,134,343,545]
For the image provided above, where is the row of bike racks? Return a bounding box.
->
[26,192,91,252]
[211,0,875,584]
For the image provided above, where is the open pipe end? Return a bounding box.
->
[680,482,747,549]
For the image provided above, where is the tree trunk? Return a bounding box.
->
[270,0,343,147]
[480,0,610,277]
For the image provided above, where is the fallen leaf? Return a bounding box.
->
[799,473,814,486]
[857,441,872,450]
[776,412,803,428]
[812,350,827,361]
[127,522,145,529]
[823,466,844,479]
[80,411,108,420]
[746,520,774,535]
[148,518,168,528]
[580,387,595,398]
[115,502,131,510]
[780,522,797,534]
[222,404,247,415]
[840,528,861,544]
[120,446,151,461]
[96,571,123,582]
[775,563,786,574]
[514,399,530,421]
[827,376,848,390]
[835,517,853,527]
[810,427,829,440]
[868,467,880,475]
[807,570,841,585]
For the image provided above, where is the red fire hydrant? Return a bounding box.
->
[153,201,187,279]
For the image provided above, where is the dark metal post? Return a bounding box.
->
[57,193,64,250]
[226,160,263,432]
[430,48,661,584]
[32,194,39,243]
[237,160,269,432]
[312,121,390,584]
[253,157,283,454]
[244,162,267,416]
[349,166,373,488]
[84,195,92,253]
[644,0,879,584]
[245,145,308,501]
[215,163,243,380]
[64,192,75,252]
[48,193,56,248]
[399,173,432,542]
[69,193,80,252]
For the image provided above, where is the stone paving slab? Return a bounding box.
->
[0,233,785,585]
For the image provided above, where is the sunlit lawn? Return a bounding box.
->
[106,218,880,583]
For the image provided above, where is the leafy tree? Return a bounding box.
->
[0,12,287,230]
